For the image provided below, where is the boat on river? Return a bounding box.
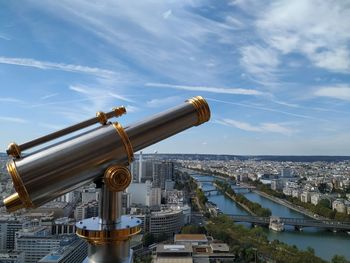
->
[269,216,285,232]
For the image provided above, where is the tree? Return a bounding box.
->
[331,255,349,263]
[156,233,168,242]
[142,232,155,247]
[181,225,206,234]
[306,246,315,255]
[319,198,331,208]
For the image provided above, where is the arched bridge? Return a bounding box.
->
[227,215,350,231]
[203,189,223,196]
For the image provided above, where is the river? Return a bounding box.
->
[191,173,350,261]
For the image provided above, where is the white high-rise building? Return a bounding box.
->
[15,227,60,263]
[0,251,24,263]
[38,236,87,263]
[74,201,99,221]
[153,161,174,189]
[149,188,161,207]
[138,151,143,183]
[126,181,152,206]
[82,188,99,204]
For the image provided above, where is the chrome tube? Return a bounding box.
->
[3,96,210,212]
[85,242,132,263]
[99,184,122,225]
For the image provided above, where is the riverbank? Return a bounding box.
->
[214,182,257,216]
[191,173,350,261]
[252,189,320,219]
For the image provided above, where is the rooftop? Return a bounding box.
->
[156,244,193,254]
[175,234,208,242]
[210,243,229,252]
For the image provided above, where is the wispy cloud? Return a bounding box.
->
[29,97,109,108]
[162,9,172,19]
[145,83,265,96]
[0,34,11,41]
[0,116,27,123]
[125,105,139,113]
[29,1,240,83]
[38,122,64,130]
[0,97,22,103]
[272,100,300,108]
[41,93,59,100]
[0,56,116,78]
[216,118,294,135]
[109,92,135,103]
[69,85,133,103]
[225,16,245,29]
[240,45,280,84]
[314,85,350,101]
[207,98,320,120]
[68,85,135,116]
[146,96,181,108]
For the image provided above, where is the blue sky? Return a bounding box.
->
[0,0,350,155]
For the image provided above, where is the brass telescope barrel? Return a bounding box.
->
[3,96,210,212]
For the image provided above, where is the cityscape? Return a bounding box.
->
[1,0,350,263]
[0,152,349,262]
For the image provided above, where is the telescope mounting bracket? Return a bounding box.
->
[76,165,141,263]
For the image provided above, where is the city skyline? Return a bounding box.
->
[1,1,350,155]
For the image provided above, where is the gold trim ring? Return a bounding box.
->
[112,106,126,117]
[186,96,211,126]
[76,226,141,244]
[6,160,33,209]
[76,217,141,245]
[104,165,132,192]
[7,142,21,158]
[113,122,134,164]
[96,111,108,125]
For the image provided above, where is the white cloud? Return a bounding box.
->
[217,119,261,132]
[0,116,27,124]
[146,83,265,96]
[256,0,350,73]
[0,56,116,78]
[41,93,59,100]
[109,92,135,103]
[38,122,64,130]
[260,123,293,135]
[163,9,172,19]
[0,97,22,103]
[69,85,134,114]
[28,1,238,83]
[311,48,350,73]
[314,85,350,101]
[125,105,139,113]
[216,118,294,135]
[146,96,181,108]
[240,45,280,83]
[0,34,11,41]
[225,16,244,29]
[207,98,318,120]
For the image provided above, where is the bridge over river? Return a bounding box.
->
[228,214,350,232]
[203,186,255,195]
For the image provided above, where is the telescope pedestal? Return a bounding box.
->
[84,241,133,263]
[77,180,141,263]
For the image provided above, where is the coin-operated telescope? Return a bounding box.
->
[2,96,210,263]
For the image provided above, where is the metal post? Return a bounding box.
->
[78,179,141,263]
[86,184,131,263]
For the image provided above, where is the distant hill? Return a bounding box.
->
[1,152,350,163]
[139,153,350,163]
